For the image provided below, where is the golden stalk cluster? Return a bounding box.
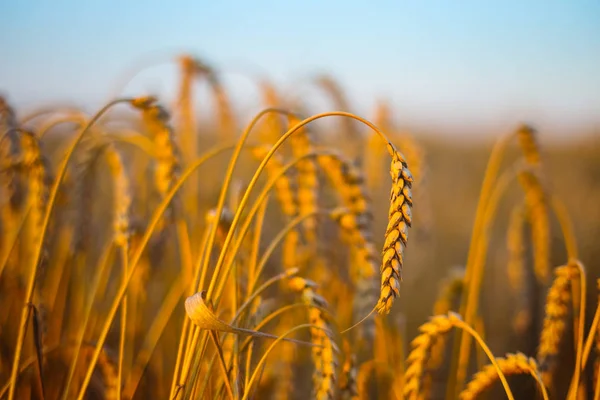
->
[0,55,598,400]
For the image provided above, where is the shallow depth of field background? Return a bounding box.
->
[1,1,600,399]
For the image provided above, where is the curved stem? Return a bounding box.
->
[20,105,82,125]
[199,108,296,300]
[38,114,87,138]
[104,131,157,158]
[447,132,515,398]
[582,296,600,368]
[595,369,600,400]
[247,211,322,295]
[534,371,551,400]
[551,196,579,261]
[211,151,336,306]
[178,150,326,397]
[453,164,518,396]
[453,318,515,400]
[568,261,587,399]
[200,304,311,399]
[176,271,304,395]
[117,245,129,400]
[209,331,235,400]
[206,110,393,301]
[246,199,268,298]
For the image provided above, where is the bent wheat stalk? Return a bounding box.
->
[448,128,518,397]
[406,313,514,400]
[460,352,548,400]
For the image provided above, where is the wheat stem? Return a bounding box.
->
[454,165,518,395]
[447,131,515,398]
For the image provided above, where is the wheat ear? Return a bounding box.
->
[287,115,319,246]
[460,352,548,400]
[537,263,578,387]
[376,144,413,314]
[518,169,550,284]
[517,124,542,167]
[405,313,514,400]
[339,340,359,400]
[289,277,340,400]
[130,96,181,216]
[506,203,532,333]
[428,267,465,373]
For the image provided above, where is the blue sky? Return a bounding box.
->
[1,0,599,136]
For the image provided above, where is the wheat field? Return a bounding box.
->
[1,55,600,399]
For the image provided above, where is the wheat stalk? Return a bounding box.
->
[448,133,514,396]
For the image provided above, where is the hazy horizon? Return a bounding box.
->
[1,0,599,139]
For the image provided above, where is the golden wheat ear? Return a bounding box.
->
[518,169,550,284]
[376,144,413,314]
[288,276,340,400]
[537,263,579,388]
